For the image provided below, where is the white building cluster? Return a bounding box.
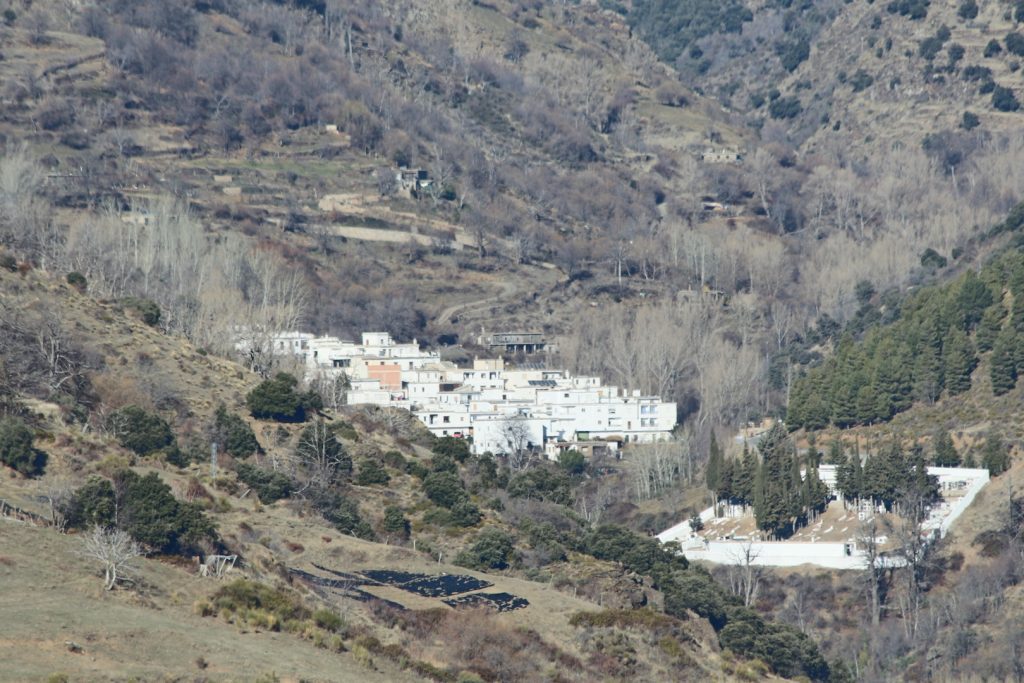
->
[262,331,678,457]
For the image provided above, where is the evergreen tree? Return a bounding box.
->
[975,304,1005,352]
[718,457,735,504]
[982,433,1010,475]
[990,329,1019,396]
[962,450,977,468]
[825,439,845,465]
[753,424,797,538]
[855,384,879,424]
[872,340,914,420]
[933,431,961,467]
[956,270,994,330]
[706,433,723,498]
[912,323,945,403]
[736,443,759,505]
[943,328,977,396]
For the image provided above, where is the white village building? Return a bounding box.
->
[255,331,678,458]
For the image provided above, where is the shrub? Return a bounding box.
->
[449,499,483,527]
[423,470,467,508]
[66,470,216,554]
[961,111,980,130]
[432,436,471,463]
[313,608,345,633]
[768,96,802,119]
[507,466,572,505]
[65,272,87,292]
[235,463,293,503]
[1007,32,1024,56]
[211,405,260,457]
[355,458,390,486]
[958,0,978,19]
[247,373,310,422]
[314,490,374,539]
[382,450,407,470]
[985,39,1003,57]
[212,579,309,622]
[107,405,174,456]
[382,505,410,536]
[992,85,1021,112]
[455,527,516,570]
[119,297,161,326]
[0,416,45,476]
[849,70,874,92]
[557,450,587,475]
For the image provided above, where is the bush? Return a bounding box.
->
[768,96,802,120]
[1007,32,1024,57]
[66,470,216,554]
[313,608,345,633]
[314,490,374,539]
[507,466,572,505]
[849,70,874,92]
[958,0,978,19]
[212,405,260,457]
[355,458,390,486]
[65,272,87,292]
[432,436,471,463]
[0,416,45,476]
[107,405,175,456]
[382,450,407,470]
[212,579,309,623]
[557,449,587,476]
[449,499,483,527]
[247,373,310,422]
[455,527,515,570]
[235,462,293,503]
[985,39,1003,57]
[382,505,410,536]
[423,470,467,508]
[993,85,1021,112]
[119,297,161,326]
[961,111,980,130]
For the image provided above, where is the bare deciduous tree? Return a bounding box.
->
[81,526,142,591]
[499,415,531,471]
[726,540,765,607]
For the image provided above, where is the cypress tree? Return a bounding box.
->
[826,439,845,465]
[943,328,977,396]
[963,450,977,468]
[705,433,723,497]
[733,443,758,505]
[982,433,1010,475]
[719,457,735,503]
[990,329,1019,396]
[933,431,961,467]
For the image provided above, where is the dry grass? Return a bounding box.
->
[0,523,416,682]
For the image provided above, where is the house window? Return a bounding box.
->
[443,416,450,423]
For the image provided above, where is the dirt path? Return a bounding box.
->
[435,277,521,326]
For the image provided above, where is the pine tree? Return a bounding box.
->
[990,329,1019,396]
[982,433,1010,475]
[912,323,945,403]
[975,304,1004,352]
[933,431,961,467]
[956,270,994,330]
[943,328,977,396]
